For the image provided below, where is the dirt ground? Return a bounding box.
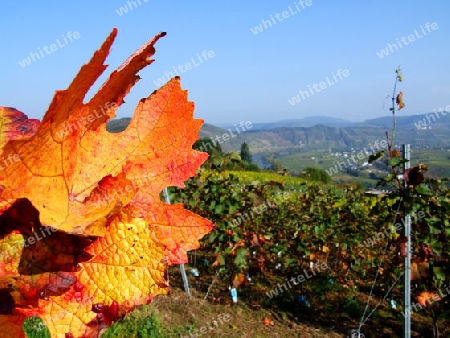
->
[145,264,450,337]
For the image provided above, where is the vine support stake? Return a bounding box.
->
[402,144,411,338]
[163,188,191,297]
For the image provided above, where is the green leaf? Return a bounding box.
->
[444,228,450,237]
[433,267,446,282]
[384,173,395,182]
[368,150,385,163]
[388,157,401,167]
[215,204,224,215]
[415,185,433,196]
[227,151,241,162]
[234,248,249,268]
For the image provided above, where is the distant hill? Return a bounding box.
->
[106,112,450,153]
[197,123,229,138]
[107,118,131,133]
[219,116,355,130]
[358,113,449,130]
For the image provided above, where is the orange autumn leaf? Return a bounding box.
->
[250,233,260,246]
[417,291,441,307]
[0,312,33,338]
[0,28,213,337]
[0,107,39,176]
[389,148,400,158]
[232,273,246,288]
[0,107,40,149]
[33,213,168,337]
[262,317,274,326]
[396,91,405,110]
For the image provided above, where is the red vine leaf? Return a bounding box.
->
[0,107,40,149]
[0,28,212,337]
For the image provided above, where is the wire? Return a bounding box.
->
[357,196,404,333]
[361,272,404,326]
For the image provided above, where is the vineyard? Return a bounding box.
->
[166,169,450,337]
[1,21,449,338]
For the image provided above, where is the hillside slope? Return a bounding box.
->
[106,113,450,153]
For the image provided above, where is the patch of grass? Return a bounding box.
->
[23,317,50,338]
[101,308,164,338]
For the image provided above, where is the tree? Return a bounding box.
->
[193,137,223,157]
[269,160,283,172]
[300,167,331,183]
[192,137,225,169]
[240,142,252,163]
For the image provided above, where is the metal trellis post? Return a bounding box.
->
[162,188,191,297]
[402,144,411,338]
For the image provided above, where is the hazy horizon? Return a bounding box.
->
[108,111,448,126]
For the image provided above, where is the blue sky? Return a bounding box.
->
[1,0,449,125]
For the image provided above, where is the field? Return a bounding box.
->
[269,147,450,187]
[409,148,450,178]
[226,170,308,190]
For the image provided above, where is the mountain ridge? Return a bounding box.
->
[216,112,449,130]
[106,112,450,152]
[217,116,356,130]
